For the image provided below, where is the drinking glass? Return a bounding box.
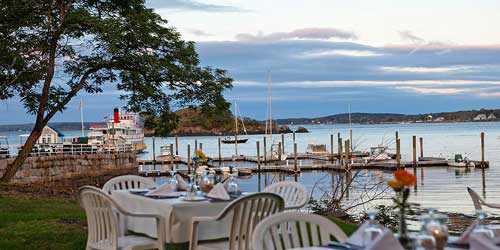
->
[471,210,495,239]
[425,211,448,250]
[363,210,384,247]
[200,170,214,193]
[186,173,198,199]
[226,174,240,197]
[415,215,436,250]
[168,170,177,192]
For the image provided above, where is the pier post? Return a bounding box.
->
[294,143,298,173]
[350,129,353,151]
[194,139,198,152]
[345,140,350,167]
[481,132,485,169]
[419,137,424,158]
[256,141,261,170]
[396,139,401,169]
[338,137,343,165]
[330,134,334,162]
[281,134,285,154]
[187,144,191,174]
[293,131,296,142]
[395,131,399,140]
[152,136,156,168]
[412,136,417,168]
[169,143,174,170]
[199,143,203,152]
[278,142,282,161]
[175,135,179,156]
[263,136,267,163]
[218,138,222,162]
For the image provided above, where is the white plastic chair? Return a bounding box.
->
[264,181,309,210]
[189,193,285,250]
[79,186,166,250]
[467,187,500,210]
[103,175,158,194]
[252,212,348,250]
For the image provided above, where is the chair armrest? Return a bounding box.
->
[190,216,217,250]
[484,202,500,209]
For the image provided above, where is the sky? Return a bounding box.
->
[3,0,500,124]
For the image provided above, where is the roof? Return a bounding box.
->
[46,126,65,137]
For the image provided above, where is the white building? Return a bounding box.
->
[488,114,497,120]
[37,126,64,144]
[473,114,487,121]
[434,117,445,122]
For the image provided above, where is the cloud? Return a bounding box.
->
[188,29,214,36]
[235,28,357,42]
[477,92,500,97]
[380,65,482,73]
[146,0,248,12]
[399,30,425,44]
[300,49,386,58]
[268,80,500,88]
[395,86,474,95]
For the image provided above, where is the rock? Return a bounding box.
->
[295,126,309,133]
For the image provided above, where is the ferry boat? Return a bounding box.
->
[0,136,10,158]
[88,108,147,153]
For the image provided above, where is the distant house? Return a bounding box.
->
[37,126,64,144]
[473,114,488,121]
[426,115,433,122]
[434,117,445,122]
[488,114,497,120]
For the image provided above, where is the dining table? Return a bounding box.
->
[111,190,234,244]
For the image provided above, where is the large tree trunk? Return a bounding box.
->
[0,120,48,182]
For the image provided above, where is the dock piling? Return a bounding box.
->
[338,137,343,165]
[396,138,401,169]
[218,138,222,162]
[330,134,334,162]
[350,129,353,151]
[419,137,424,158]
[187,144,191,173]
[175,135,178,156]
[194,140,198,152]
[481,132,485,169]
[152,136,156,168]
[169,143,174,170]
[294,142,298,173]
[412,136,417,168]
[293,131,296,142]
[281,134,285,154]
[199,143,203,152]
[256,141,261,170]
[263,136,267,163]
[345,139,350,166]
[278,142,282,161]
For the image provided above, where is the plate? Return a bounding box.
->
[128,189,149,194]
[182,196,207,201]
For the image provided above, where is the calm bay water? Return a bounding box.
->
[2,122,499,215]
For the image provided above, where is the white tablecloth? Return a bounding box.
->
[112,190,232,243]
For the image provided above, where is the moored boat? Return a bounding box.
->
[447,154,475,168]
[0,136,10,158]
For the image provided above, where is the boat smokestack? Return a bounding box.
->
[113,108,119,123]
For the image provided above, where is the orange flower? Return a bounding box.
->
[387,179,404,190]
[393,170,416,186]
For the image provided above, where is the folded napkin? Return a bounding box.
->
[469,233,500,250]
[175,174,188,191]
[145,183,176,197]
[346,222,404,250]
[207,183,230,200]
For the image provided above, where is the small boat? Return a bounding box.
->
[365,145,392,162]
[221,137,249,144]
[157,145,175,161]
[448,154,475,168]
[306,143,328,155]
[0,136,10,158]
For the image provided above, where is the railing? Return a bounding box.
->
[19,143,134,157]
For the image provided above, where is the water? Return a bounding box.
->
[2,122,499,215]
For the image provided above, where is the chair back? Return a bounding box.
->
[252,212,348,250]
[79,186,119,250]
[264,181,308,209]
[102,175,157,194]
[467,187,483,210]
[219,193,284,250]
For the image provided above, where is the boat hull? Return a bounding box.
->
[221,138,249,144]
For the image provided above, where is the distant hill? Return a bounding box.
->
[0,122,104,133]
[275,109,500,125]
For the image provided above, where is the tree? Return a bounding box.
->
[0,0,232,182]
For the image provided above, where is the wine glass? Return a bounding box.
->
[186,173,198,199]
[168,169,177,192]
[415,215,436,250]
[226,174,240,197]
[425,211,448,250]
[363,210,384,247]
[471,210,495,239]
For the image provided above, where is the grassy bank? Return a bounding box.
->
[0,191,358,250]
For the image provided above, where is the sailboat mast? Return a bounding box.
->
[268,72,273,144]
[348,104,353,151]
[80,99,84,137]
[234,101,238,156]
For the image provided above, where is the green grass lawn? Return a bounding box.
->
[0,191,358,250]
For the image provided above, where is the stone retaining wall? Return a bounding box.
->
[0,153,138,194]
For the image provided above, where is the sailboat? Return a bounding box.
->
[222,102,249,144]
[265,71,287,161]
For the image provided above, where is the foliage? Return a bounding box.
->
[0,0,232,180]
